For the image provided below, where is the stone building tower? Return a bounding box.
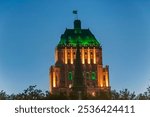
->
[49,19,110,96]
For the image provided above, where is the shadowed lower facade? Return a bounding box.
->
[49,19,110,97]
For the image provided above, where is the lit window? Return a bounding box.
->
[91,72,96,80]
[68,72,72,80]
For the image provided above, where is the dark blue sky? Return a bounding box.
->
[0,0,150,94]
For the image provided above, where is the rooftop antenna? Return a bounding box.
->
[73,10,78,20]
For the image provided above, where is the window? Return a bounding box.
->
[91,72,96,80]
[68,72,72,80]
[86,72,90,79]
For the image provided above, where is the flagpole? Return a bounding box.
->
[73,10,78,20]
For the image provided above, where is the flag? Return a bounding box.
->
[73,10,77,14]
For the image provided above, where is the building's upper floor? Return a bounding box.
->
[57,20,100,48]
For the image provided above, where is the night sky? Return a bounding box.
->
[0,0,150,94]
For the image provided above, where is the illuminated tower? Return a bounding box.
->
[49,19,110,96]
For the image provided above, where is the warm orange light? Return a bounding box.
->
[69,84,72,88]
[105,73,109,87]
[50,73,52,93]
[92,92,96,96]
[100,84,103,87]
[55,49,58,62]
[93,47,96,64]
[82,47,85,64]
[53,72,56,87]
[70,47,73,64]
[88,47,90,64]
[65,47,67,64]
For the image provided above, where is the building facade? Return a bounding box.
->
[49,19,110,96]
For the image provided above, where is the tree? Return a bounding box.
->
[1,85,150,100]
[136,93,147,100]
[12,85,45,100]
[44,91,69,100]
[136,86,150,100]
[111,90,120,100]
[0,90,8,100]
[119,89,136,100]
[111,89,136,100]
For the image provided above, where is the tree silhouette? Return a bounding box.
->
[119,89,136,100]
[11,85,45,100]
[1,85,150,100]
[0,90,8,100]
[111,90,120,100]
[111,89,136,100]
[136,86,150,100]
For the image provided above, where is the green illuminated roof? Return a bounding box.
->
[57,20,100,47]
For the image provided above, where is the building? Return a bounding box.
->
[49,19,110,97]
